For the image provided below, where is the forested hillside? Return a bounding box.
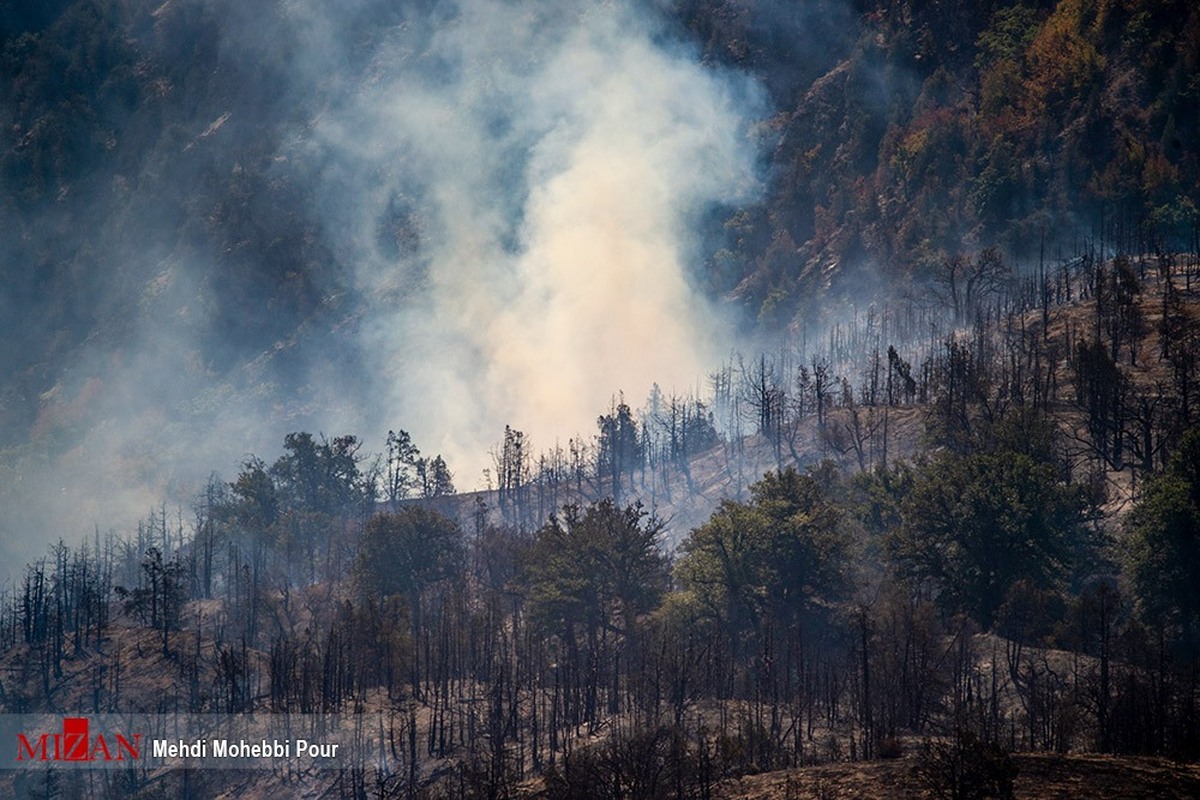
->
[4,254,1200,798]
[1,1,1200,798]
[1,0,1198,552]
[678,0,1200,320]
[7,0,1194,371]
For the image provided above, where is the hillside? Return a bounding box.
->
[0,262,1197,798]
[680,0,1200,322]
[2,2,1200,798]
[722,753,1200,799]
[1,0,1198,571]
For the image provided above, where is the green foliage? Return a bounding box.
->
[995,577,1067,647]
[520,499,668,636]
[675,467,849,640]
[1125,428,1200,651]
[849,462,915,540]
[271,432,370,518]
[975,5,1041,69]
[596,399,644,497]
[976,409,1066,467]
[384,429,420,503]
[1151,195,1199,244]
[970,137,1021,228]
[355,507,464,600]
[221,433,375,580]
[415,454,455,498]
[731,0,1200,323]
[889,450,1087,628]
[229,456,279,532]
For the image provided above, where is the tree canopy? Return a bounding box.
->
[355,507,464,601]
[889,449,1087,627]
[519,499,668,638]
[674,467,849,643]
[1126,427,1200,652]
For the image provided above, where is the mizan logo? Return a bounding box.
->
[16,718,141,763]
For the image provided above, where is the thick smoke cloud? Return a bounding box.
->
[0,0,763,573]
[310,0,763,485]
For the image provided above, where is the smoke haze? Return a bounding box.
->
[318,0,763,483]
[0,0,764,569]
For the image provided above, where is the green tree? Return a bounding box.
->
[849,462,915,541]
[519,500,669,728]
[355,507,464,601]
[267,433,371,580]
[415,454,455,498]
[271,432,369,518]
[385,429,421,504]
[230,456,279,532]
[597,399,643,501]
[674,468,849,644]
[355,507,463,701]
[889,451,1086,628]
[521,499,668,639]
[1125,428,1200,652]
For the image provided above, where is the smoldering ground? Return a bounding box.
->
[0,0,765,571]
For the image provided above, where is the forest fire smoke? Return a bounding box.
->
[0,0,765,569]
[320,0,763,483]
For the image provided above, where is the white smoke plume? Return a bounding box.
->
[0,0,765,573]
[313,0,763,484]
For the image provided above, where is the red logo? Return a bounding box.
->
[16,718,141,762]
